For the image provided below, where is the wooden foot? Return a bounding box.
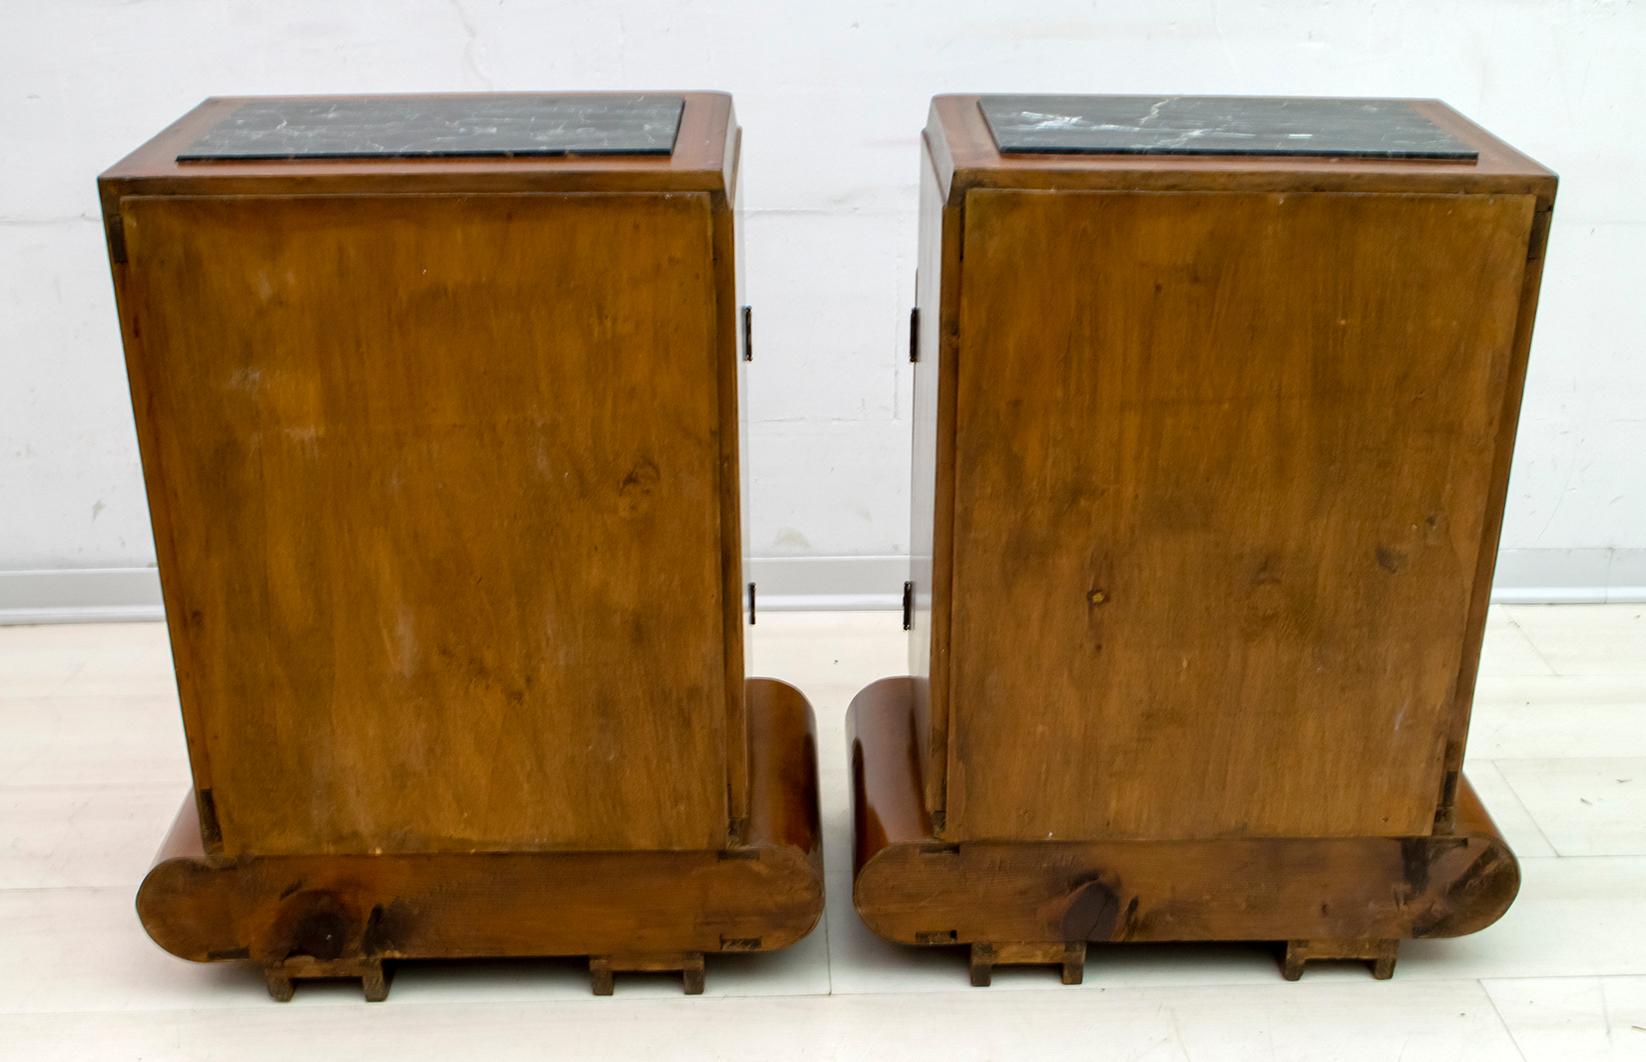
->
[1282,939,1398,981]
[969,944,993,987]
[261,957,389,1001]
[362,962,390,1002]
[1062,945,1086,986]
[969,942,1085,986]
[589,960,615,997]
[263,969,294,1002]
[589,952,706,995]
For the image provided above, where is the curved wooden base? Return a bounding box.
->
[137,678,823,1001]
[848,677,1520,984]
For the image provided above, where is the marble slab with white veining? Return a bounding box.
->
[178,94,684,161]
[979,95,1477,160]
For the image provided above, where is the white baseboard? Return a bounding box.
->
[0,568,168,625]
[748,555,907,612]
[1491,548,1646,605]
[3,549,1643,625]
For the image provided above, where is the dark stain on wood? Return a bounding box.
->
[1059,874,1122,940]
[195,789,221,849]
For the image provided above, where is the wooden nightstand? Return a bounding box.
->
[101,92,821,1000]
[852,94,1555,984]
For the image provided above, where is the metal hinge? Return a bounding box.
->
[902,580,913,631]
[742,305,754,362]
[747,581,757,625]
[908,307,920,363]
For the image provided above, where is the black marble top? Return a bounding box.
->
[178,95,685,161]
[978,95,1476,160]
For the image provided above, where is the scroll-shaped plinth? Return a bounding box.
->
[848,677,1519,981]
[139,679,823,1000]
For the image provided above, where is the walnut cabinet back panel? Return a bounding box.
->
[861,94,1554,984]
[111,94,824,1002]
[948,189,1532,841]
[122,192,728,855]
[906,96,1556,846]
[103,94,756,859]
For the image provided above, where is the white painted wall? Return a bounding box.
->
[2,0,1643,609]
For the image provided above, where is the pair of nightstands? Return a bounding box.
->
[100,92,1553,999]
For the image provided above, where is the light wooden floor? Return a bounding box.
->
[2,605,1643,1060]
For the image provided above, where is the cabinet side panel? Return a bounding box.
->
[909,140,960,822]
[120,192,728,855]
[716,124,749,833]
[948,189,1534,841]
[1438,201,1553,827]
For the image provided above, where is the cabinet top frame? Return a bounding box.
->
[100,91,738,198]
[924,94,1554,205]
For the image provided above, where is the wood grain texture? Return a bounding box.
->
[947,188,1535,841]
[119,190,727,854]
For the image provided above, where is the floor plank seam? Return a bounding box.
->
[1478,978,1533,1062]
[1481,760,1566,857]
